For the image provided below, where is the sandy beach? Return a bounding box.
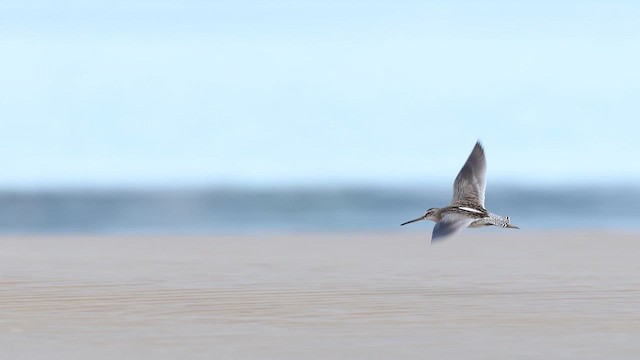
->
[1,231,639,359]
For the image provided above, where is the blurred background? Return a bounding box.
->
[1,1,639,234]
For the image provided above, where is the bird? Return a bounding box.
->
[400,141,518,243]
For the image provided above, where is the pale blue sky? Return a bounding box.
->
[1,1,639,188]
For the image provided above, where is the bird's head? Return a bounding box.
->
[400,208,438,226]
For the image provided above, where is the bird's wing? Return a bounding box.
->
[431,213,475,243]
[451,141,487,207]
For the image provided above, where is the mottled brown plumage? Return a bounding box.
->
[401,141,518,243]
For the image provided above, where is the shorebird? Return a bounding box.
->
[400,141,518,243]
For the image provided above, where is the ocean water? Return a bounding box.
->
[0,185,638,234]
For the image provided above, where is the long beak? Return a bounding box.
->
[400,216,426,226]
[506,223,519,229]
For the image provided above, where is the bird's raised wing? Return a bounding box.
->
[451,141,487,207]
[431,213,475,243]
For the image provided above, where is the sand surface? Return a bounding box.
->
[1,231,639,359]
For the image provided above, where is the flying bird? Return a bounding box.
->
[401,141,518,243]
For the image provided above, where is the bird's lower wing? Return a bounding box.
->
[431,214,475,243]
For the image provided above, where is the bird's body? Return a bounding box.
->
[401,141,517,243]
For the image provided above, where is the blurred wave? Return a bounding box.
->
[0,185,638,234]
